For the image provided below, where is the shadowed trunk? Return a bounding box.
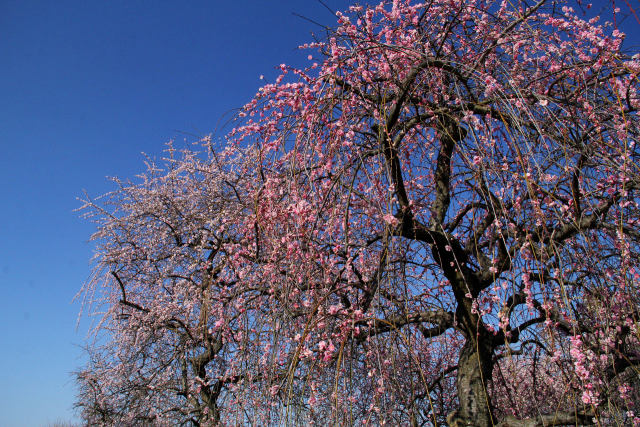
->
[442,263,496,427]
[448,336,495,427]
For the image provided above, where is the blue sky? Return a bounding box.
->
[1,1,639,426]
[0,1,353,425]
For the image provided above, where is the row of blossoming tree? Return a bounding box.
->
[76,0,640,425]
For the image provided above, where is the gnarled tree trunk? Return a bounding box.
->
[448,336,495,427]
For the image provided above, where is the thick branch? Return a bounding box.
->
[432,114,466,225]
[112,271,150,313]
[356,309,454,341]
[496,410,595,427]
[375,122,411,209]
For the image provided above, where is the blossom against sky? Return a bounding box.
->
[1,0,638,425]
[0,1,353,425]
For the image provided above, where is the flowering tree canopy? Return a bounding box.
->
[76,0,640,425]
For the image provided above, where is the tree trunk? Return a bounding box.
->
[447,336,495,427]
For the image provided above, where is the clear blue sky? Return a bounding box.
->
[1,1,638,426]
[0,1,353,425]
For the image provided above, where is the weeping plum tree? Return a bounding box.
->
[76,0,640,425]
